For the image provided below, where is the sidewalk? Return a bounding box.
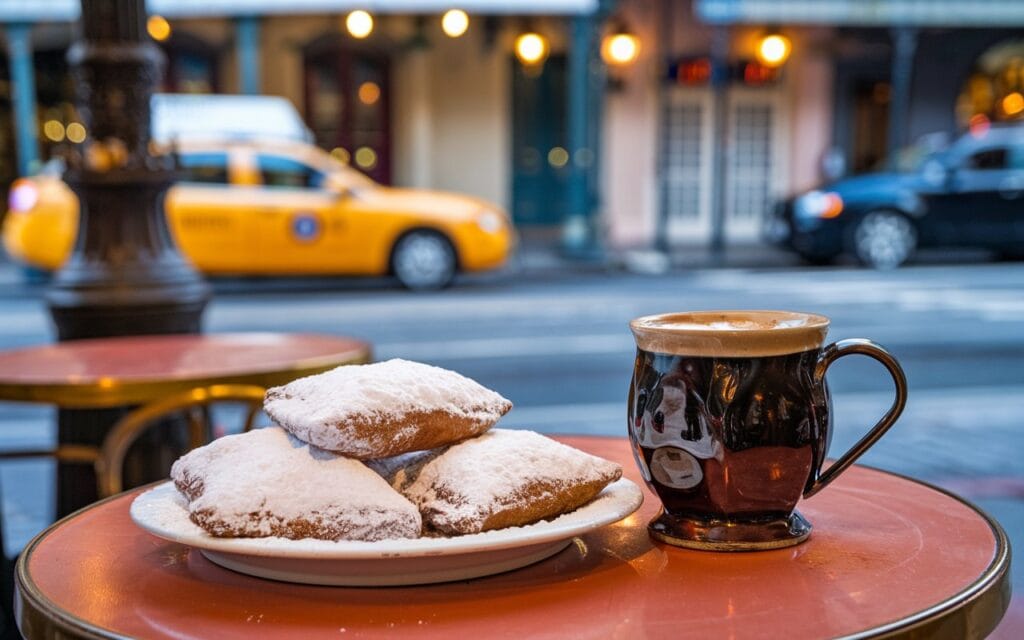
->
[512,227,802,277]
[0,238,804,298]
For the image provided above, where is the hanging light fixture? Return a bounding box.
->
[442,9,469,38]
[756,32,791,68]
[601,20,640,67]
[515,31,549,66]
[346,10,374,39]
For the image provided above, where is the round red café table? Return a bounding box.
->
[14,436,1010,640]
[0,332,372,514]
[0,332,372,408]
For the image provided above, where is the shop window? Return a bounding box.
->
[303,38,391,184]
[957,39,1024,126]
[662,98,705,223]
[727,103,774,225]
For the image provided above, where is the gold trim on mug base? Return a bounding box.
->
[647,509,812,552]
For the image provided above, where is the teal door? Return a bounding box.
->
[511,56,569,226]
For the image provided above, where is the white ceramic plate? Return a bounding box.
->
[130,479,643,586]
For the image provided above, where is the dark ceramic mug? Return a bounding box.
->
[628,310,907,551]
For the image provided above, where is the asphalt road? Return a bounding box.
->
[1,262,1022,598]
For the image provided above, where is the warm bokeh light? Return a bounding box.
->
[1002,91,1024,115]
[441,9,469,38]
[66,122,87,143]
[354,146,377,169]
[147,15,172,42]
[346,10,374,39]
[43,119,65,142]
[969,112,991,138]
[358,81,381,105]
[601,33,640,66]
[330,147,350,164]
[515,32,549,66]
[547,146,569,168]
[756,33,791,68]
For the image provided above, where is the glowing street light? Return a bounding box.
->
[346,10,374,39]
[601,32,640,66]
[756,33,791,68]
[515,32,549,66]
[442,9,469,38]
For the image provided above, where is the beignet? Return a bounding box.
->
[378,429,622,535]
[263,359,512,459]
[170,427,421,541]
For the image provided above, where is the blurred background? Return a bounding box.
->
[0,0,1022,635]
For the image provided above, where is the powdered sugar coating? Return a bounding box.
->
[394,429,622,534]
[263,359,512,458]
[170,427,421,541]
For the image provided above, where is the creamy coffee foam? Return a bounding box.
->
[630,311,829,357]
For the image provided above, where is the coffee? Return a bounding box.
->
[628,311,906,551]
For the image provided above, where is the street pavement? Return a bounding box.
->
[0,258,1022,632]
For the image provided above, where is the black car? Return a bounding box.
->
[766,124,1024,268]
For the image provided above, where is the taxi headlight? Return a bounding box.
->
[477,210,505,234]
[795,191,843,219]
[8,180,38,213]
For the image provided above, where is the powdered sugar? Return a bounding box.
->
[170,427,421,541]
[395,429,622,533]
[263,359,512,457]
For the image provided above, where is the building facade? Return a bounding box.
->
[3,0,1024,253]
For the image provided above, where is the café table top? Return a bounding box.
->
[0,332,371,408]
[15,435,1011,640]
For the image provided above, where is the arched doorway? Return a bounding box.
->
[303,35,391,185]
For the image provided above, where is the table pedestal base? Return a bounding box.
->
[648,508,812,551]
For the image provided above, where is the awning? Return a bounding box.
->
[0,0,599,23]
[696,0,1024,27]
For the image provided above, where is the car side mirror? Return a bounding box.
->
[323,175,350,198]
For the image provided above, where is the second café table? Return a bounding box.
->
[15,436,1011,640]
[0,332,372,512]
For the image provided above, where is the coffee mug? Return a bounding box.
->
[628,310,907,551]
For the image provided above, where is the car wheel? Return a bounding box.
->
[391,230,457,290]
[852,211,917,269]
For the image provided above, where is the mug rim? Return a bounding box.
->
[630,310,830,357]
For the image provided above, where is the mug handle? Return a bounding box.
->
[803,338,908,498]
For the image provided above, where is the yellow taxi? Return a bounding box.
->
[3,140,513,289]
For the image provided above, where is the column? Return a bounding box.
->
[708,26,730,259]
[235,15,261,95]
[6,23,40,177]
[887,27,917,162]
[564,12,600,257]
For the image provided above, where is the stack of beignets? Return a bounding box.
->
[170,358,622,542]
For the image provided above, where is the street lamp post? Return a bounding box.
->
[45,0,210,514]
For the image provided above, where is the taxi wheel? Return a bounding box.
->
[853,211,917,270]
[391,230,457,290]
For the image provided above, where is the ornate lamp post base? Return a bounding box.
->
[45,0,211,513]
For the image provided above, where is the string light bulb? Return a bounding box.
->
[442,9,469,38]
[515,32,549,66]
[346,10,374,39]
[756,33,791,68]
